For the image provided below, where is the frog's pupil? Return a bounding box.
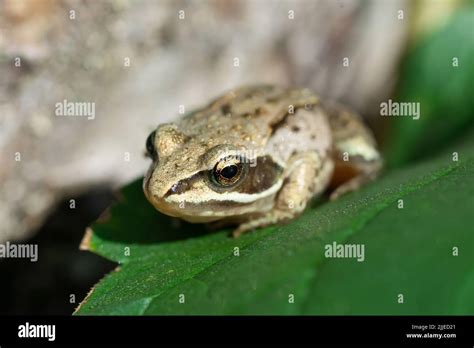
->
[221,165,238,179]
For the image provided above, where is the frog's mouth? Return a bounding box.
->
[143,175,222,222]
[145,196,267,224]
[145,193,241,222]
[143,169,279,223]
[146,193,276,225]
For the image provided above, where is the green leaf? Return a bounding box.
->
[386,7,474,168]
[75,128,474,315]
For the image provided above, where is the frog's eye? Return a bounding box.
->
[212,157,247,187]
[146,131,157,160]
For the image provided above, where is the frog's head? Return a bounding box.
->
[143,124,284,223]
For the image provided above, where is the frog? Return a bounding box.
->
[143,85,382,237]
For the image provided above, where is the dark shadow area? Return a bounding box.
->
[0,188,117,315]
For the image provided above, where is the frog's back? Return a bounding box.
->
[179,85,380,167]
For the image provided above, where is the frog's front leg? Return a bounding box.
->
[233,151,333,237]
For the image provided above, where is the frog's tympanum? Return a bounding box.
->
[144,86,382,237]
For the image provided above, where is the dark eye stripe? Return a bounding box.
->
[236,156,283,194]
[164,171,205,197]
[164,155,283,197]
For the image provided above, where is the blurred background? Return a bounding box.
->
[0,0,473,314]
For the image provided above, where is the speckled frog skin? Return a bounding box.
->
[143,85,382,237]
